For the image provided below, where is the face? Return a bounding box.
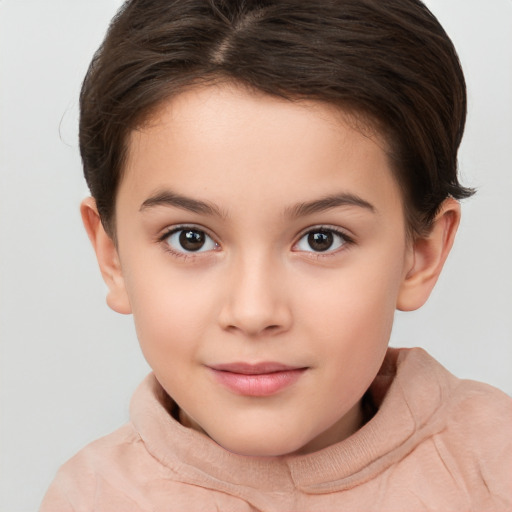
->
[112,84,415,456]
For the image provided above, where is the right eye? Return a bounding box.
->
[164,228,218,254]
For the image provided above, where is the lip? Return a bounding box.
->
[207,362,308,397]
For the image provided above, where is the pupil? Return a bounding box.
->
[179,230,205,251]
[308,231,333,252]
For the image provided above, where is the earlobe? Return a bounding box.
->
[80,197,132,315]
[397,198,461,312]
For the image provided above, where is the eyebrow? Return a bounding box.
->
[140,190,226,217]
[140,189,375,219]
[286,193,376,218]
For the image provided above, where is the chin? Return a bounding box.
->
[215,432,307,458]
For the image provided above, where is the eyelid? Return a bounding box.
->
[295,224,354,240]
[158,223,217,241]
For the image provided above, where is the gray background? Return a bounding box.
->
[1,1,511,510]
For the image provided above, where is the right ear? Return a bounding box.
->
[80,197,132,314]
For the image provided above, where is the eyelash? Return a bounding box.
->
[157,225,354,259]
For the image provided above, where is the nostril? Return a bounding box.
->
[224,323,281,335]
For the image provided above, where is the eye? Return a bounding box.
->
[295,228,349,253]
[164,228,218,254]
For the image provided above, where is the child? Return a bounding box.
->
[40,0,512,510]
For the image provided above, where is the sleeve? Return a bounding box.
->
[38,462,99,512]
[475,390,512,511]
[38,454,150,512]
[39,478,77,512]
[448,380,512,511]
[38,424,147,512]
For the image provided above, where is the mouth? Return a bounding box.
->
[207,362,308,397]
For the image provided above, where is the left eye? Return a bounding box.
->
[165,228,218,253]
[295,229,347,253]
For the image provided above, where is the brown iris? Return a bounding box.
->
[307,230,334,252]
[179,230,206,251]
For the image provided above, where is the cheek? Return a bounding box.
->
[301,255,403,334]
[296,248,406,374]
[124,266,219,363]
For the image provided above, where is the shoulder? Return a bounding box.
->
[393,348,512,509]
[435,376,512,509]
[442,376,512,456]
[395,347,511,433]
[39,420,239,512]
[449,377,512,428]
[39,423,152,511]
[448,376,512,452]
[56,422,144,475]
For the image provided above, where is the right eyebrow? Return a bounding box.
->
[139,190,226,218]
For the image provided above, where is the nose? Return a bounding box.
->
[218,253,293,337]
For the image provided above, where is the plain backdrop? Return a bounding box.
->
[1,1,511,510]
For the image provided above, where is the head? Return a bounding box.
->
[80,0,471,456]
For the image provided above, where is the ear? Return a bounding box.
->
[80,197,132,315]
[397,198,461,312]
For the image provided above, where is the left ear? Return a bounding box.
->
[397,198,461,311]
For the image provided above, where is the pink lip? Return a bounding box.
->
[207,362,307,397]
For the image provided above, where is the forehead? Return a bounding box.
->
[120,84,403,221]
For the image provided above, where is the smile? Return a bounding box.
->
[207,363,308,397]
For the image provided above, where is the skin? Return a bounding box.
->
[82,84,460,457]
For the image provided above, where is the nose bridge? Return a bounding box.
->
[219,248,291,336]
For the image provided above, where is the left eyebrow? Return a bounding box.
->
[286,193,376,218]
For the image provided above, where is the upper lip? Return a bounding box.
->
[208,362,306,375]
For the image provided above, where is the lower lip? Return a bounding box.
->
[209,368,306,397]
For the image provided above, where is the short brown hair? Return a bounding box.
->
[80,0,473,237]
